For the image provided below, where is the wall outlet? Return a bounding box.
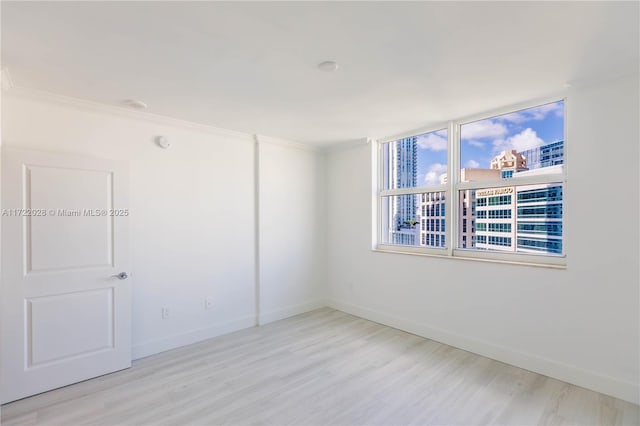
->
[161,306,170,319]
[204,298,214,310]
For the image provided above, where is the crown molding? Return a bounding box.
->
[3,81,256,143]
[322,137,371,153]
[255,134,321,153]
[2,67,369,152]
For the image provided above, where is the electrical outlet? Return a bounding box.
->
[161,306,170,319]
[204,298,214,310]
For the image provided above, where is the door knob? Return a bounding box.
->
[112,272,129,280]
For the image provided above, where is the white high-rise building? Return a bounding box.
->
[383,137,419,245]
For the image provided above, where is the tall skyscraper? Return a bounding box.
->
[385,137,419,245]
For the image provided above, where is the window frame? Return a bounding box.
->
[376,124,452,257]
[374,97,567,268]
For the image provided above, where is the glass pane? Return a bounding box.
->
[382,129,448,190]
[460,101,564,181]
[381,192,446,248]
[457,184,563,255]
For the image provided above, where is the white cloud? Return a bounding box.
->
[509,128,545,151]
[497,111,527,124]
[527,102,563,120]
[461,119,508,140]
[416,132,447,151]
[424,163,447,185]
[498,102,564,123]
[493,128,545,153]
[466,160,480,168]
[554,105,564,118]
[466,139,485,148]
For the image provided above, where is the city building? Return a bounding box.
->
[490,150,528,178]
[457,141,565,252]
[383,137,420,245]
[515,183,563,254]
[471,163,564,254]
[520,140,565,170]
[384,141,564,254]
[474,186,517,252]
[419,191,446,248]
[458,168,502,249]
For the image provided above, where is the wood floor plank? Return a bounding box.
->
[2,308,638,425]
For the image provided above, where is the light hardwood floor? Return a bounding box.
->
[2,308,639,426]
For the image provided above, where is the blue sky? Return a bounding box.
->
[415,100,565,185]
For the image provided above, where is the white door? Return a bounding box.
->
[1,148,131,403]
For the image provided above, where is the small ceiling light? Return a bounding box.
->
[317,61,339,72]
[562,82,573,89]
[122,99,148,109]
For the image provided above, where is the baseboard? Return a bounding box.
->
[259,299,327,325]
[327,299,639,405]
[132,301,326,360]
[132,315,256,360]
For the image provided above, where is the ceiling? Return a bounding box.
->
[2,1,638,146]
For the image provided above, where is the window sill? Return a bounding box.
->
[373,245,566,270]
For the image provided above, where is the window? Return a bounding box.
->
[488,223,511,233]
[376,100,565,266]
[379,129,448,250]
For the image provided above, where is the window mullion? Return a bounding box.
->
[456,173,566,191]
[376,140,383,248]
[447,120,458,256]
[379,185,447,197]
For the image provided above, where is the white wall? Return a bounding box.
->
[258,138,327,324]
[1,88,326,360]
[325,74,640,404]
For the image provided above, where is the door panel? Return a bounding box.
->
[1,148,131,403]
[27,165,114,271]
[28,288,114,367]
